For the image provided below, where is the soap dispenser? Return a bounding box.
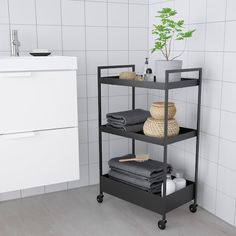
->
[173,172,186,191]
[161,174,176,196]
[143,58,153,81]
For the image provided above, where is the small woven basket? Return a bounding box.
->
[143,117,180,138]
[150,102,176,120]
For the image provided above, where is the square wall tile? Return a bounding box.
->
[88,120,98,143]
[89,163,99,185]
[200,133,219,163]
[129,50,148,74]
[207,0,226,22]
[129,28,148,51]
[78,98,87,121]
[108,50,129,66]
[225,21,236,52]
[220,111,236,142]
[36,0,61,25]
[86,51,108,75]
[199,157,218,189]
[78,121,88,144]
[223,53,236,83]
[77,75,87,98]
[189,0,207,24]
[79,143,89,166]
[226,0,236,21]
[108,28,128,51]
[216,191,236,225]
[217,165,236,198]
[204,52,223,81]
[219,138,236,172]
[108,96,129,113]
[0,25,10,51]
[110,139,129,157]
[202,79,222,109]
[61,0,85,26]
[175,0,189,23]
[0,0,9,24]
[188,24,206,51]
[205,22,225,52]
[129,4,148,28]
[201,107,220,136]
[37,26,62,51]
[108,3,128,27]
[85,2,107,27]
[221,82,236,113]
[62,26,85,51]
[9,0,36,24]
[198,184,216,214]
[10,25,37,51]
[86,27,107,51]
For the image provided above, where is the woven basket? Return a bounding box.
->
[143,117,180,138]
[119,71,136,80]
[150,102,176,120]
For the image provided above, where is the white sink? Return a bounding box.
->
[0,56,77,72]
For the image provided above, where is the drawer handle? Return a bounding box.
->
[1,132,36,140]
[0,72,32,78]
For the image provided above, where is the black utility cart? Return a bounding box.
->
[96,65,202,230]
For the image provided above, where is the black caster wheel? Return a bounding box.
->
[96,194,104,204]
[189,203,198,213]
[158,220,167,230]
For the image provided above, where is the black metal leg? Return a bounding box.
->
[97,67,103,201]
[190,69,202,212]
[132,86,135,154]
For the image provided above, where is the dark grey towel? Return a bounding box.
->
[108,169,162,189]
[106,123,144,132]
[109,174,162,194]
[111,167,164,182]
[108,154,172,179]
[106,109,150,126]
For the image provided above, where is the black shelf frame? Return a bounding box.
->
[97,65,202,229]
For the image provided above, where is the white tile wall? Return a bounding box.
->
[0,0,149,201]
[149,0,236,227]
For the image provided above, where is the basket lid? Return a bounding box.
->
[147,117,177,123]
[151,102,175,107]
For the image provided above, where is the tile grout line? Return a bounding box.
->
[83,0,91,185]
[214,0,228,215]
[34,0,39,48]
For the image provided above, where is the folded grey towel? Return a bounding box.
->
[109,172,162,194]
[110,167,164,183]
[106,123,144,132]
[106,109,150,126]
[108,154,172,179]
[109,169,162,189]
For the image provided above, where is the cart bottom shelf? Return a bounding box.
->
[100,174,195,215]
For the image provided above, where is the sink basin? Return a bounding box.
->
[0,56,77,72]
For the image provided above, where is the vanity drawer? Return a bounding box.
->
[0,128,79,193]
[0,71,78,134]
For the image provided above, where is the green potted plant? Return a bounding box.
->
[152,8,195,82]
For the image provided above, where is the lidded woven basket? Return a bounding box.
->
[143,117,180,138]
[150,102,176,120]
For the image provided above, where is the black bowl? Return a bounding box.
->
[30,52,51,56]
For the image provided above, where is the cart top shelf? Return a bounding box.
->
[99,76,199,90]
[98,66,202,90]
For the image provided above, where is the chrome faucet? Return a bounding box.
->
[10,29,20,56]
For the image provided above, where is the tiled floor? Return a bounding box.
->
[0,185,236,236]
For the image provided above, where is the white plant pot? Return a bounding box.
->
[155,60,183,82]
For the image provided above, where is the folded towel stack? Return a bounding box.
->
[108,154,172,194]
[106,109,150,132]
